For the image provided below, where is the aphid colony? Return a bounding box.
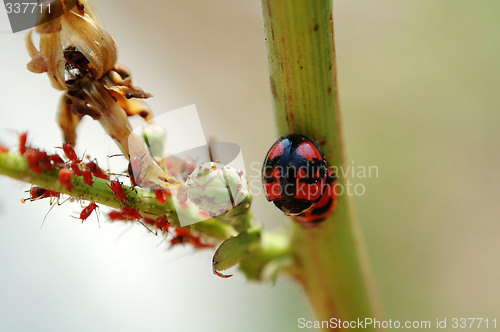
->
[8,132,214,249]
[19,132,109,191]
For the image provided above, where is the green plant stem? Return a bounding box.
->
[0,150,236,240]
[261,0,384,328]
[0,149,292,277]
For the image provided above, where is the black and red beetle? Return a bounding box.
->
[262,134,329,215]
[292,168,338,227]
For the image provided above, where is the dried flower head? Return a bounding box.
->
[26,0,117,89]
[22,0,179,192]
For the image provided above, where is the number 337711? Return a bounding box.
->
[5,2,50,14]
[451,318,496,329]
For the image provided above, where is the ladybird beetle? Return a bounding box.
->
[262,134,329,215]
[292,168,338,227]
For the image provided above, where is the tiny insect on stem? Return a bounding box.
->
[49,154,65,168]
[19,132,27,155]
[107,210,126,221]
[82,169,94,186]
[59,167,73,191]
[79,202,98,222]
[110,180,127,202]
[62,143,81,163]
[155,188,170,203]
[154,216,170,232]
[21,186,61,204]
[86,160,109,180]
[70,162,82,176]
[26,148,53,173]
[121,206,141,220]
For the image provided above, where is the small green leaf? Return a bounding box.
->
[212,229,261,278]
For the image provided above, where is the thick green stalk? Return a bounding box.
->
[261,0,384,328]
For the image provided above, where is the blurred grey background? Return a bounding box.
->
[0,0,499,331]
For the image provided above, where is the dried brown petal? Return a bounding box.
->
[39,30,66,90]
[58,94,83,146]
[25,30,49,73]
[59,10,117,81]
[110,93,153,121]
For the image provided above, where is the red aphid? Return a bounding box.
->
[122,206,141,220]
[40,154,54,171]
[87,161,108,180]
[79,202,98,222]
[170,236,185,246]
[30,186,60,200]
[110,180,127,202]
[30,186,45,199]
[154,216,170,231]
[59,167,73,191]
[169,228,213,248]
[82,169,94,186]
[143,218,156,226]
[155,189,167,204]
[26,148,51,173]
[0,144,9,153]
[127,161,137,187]
[174,228,191,237]
[107,210,126,221]
[62,143,80,163]
[49,154,66,168]
[170,227,191,245]
[19,132,27,155]
[190,236,214,249]
[26,150,43,173]
[70,162,82,176]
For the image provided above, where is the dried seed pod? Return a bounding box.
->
[59,10,117,81]
[26,2,117,90]
[24,0,170,187]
